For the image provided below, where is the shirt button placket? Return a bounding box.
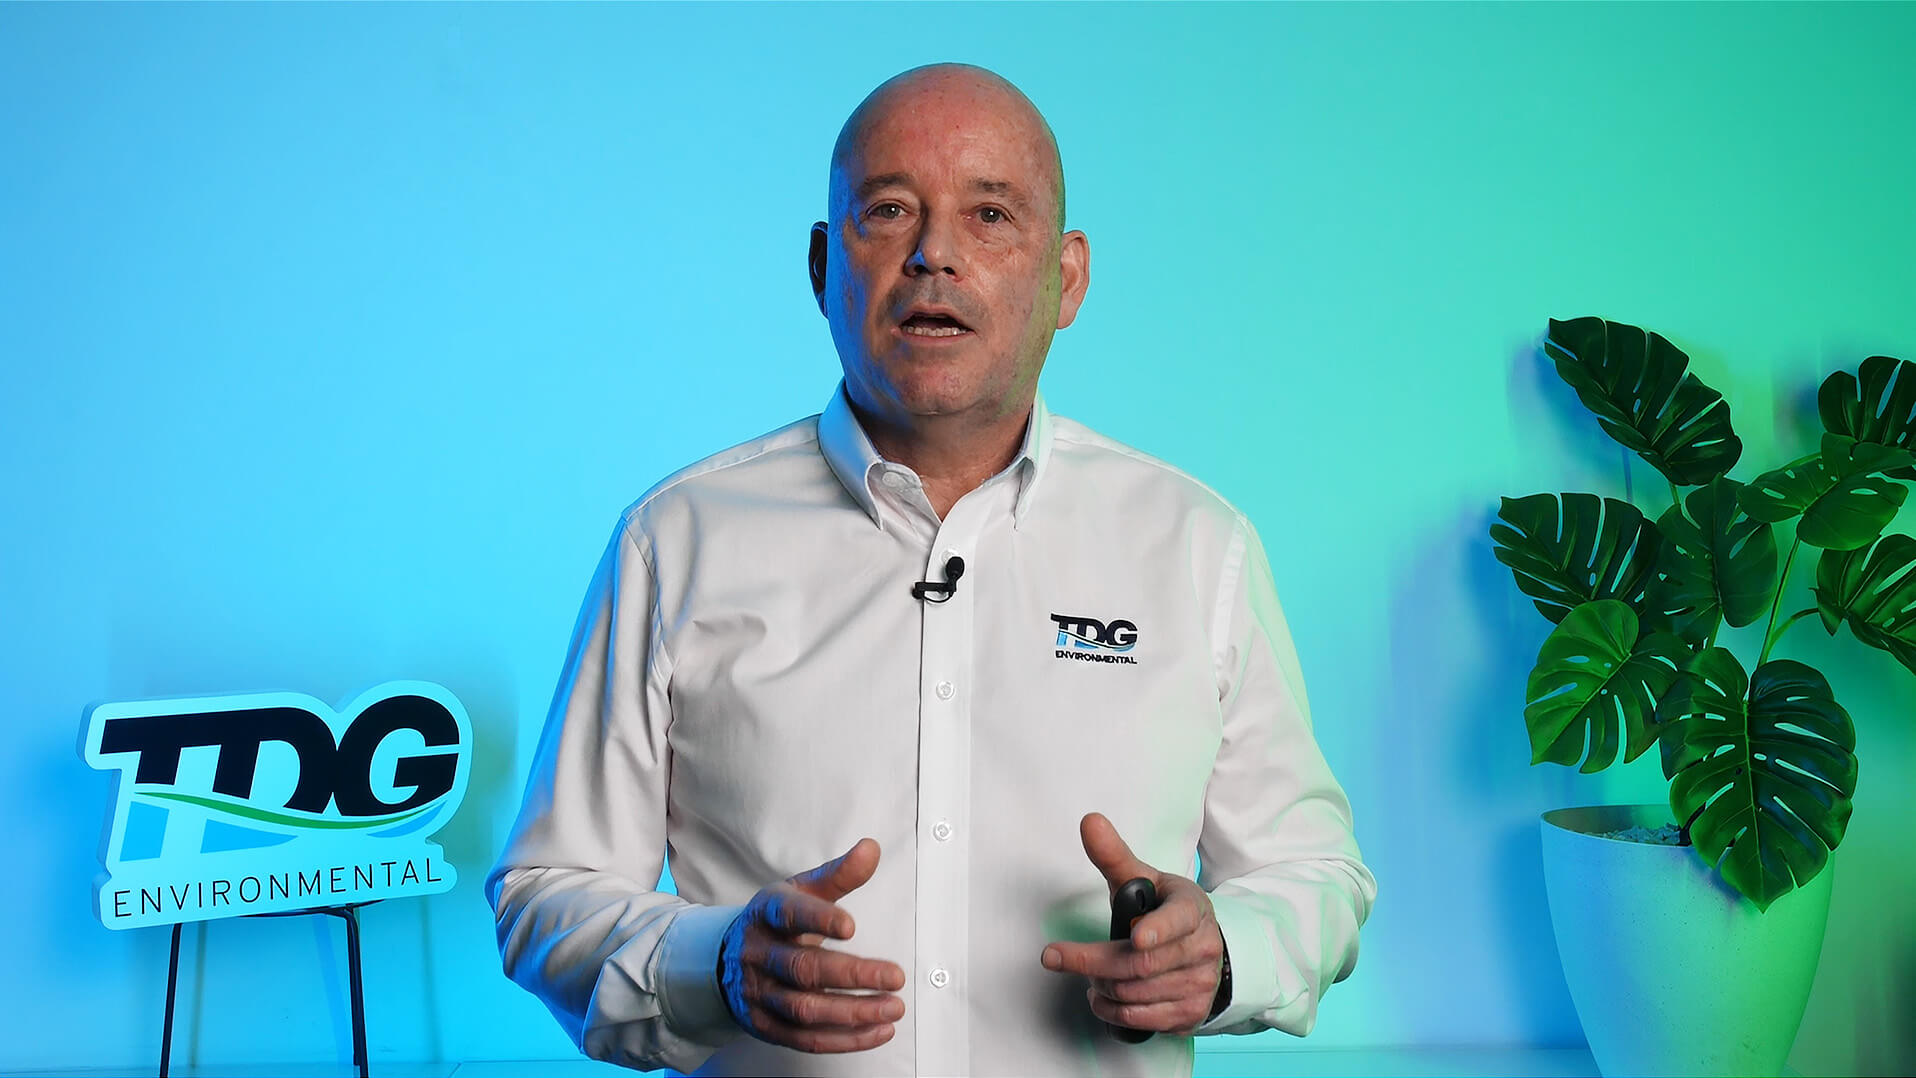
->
[916,530,974,1077]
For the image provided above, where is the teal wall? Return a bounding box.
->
[3,3,1911,1074]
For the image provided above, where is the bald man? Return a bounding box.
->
[488,64,1375,1078]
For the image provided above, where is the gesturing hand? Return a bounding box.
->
[1041,813,1227,1037]
[717,837,907,1054]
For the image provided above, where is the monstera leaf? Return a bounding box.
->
[1492,493,1665,627]
[1740,434,1913,550]
[1820,355,1916,479]
[1813,534,1916,675]
[1657,650,1857,910]
[1650,476,1779,644]
[1545,316,1742,485]
[1525,600,1688,773]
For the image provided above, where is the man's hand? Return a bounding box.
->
[1040,812,1226,1037]
[718,837,906,1054]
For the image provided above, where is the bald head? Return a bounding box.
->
[830,63,1066,229]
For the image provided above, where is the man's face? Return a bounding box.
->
[814,75,1088,430]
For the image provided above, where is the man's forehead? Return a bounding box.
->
[848,98,1049,171]
[830,64,1065,220]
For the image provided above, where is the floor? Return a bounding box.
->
[0,1045,1602,1077]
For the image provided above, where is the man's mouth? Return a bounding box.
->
[899,311,973,339]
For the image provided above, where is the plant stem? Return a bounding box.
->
[1668,480,1681,512]
[1765,607,1821,658]
[1759,536,1804,667]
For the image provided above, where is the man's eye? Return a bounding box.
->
[869,203,905,220]
[978,207,1006,224]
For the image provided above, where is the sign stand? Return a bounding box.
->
[159,901,374,1078]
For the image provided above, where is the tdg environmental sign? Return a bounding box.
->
[82,682,471,929]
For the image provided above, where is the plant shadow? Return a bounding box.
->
[1381,499,1582,1045]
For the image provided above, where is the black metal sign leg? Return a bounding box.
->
[342,905,369,1078]
[152,902,375,1076]
[160,922,182,1078]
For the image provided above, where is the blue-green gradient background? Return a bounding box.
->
[4,3,1912,1074]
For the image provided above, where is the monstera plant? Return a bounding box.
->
[1493,317,1916,910]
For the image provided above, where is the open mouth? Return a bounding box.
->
[899,310,973,339]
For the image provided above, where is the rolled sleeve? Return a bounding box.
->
[1194,517,1377,1039]
[487,517,747,1072]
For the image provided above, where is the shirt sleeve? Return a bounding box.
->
[1193,516,1377,1039]
[485,517,749,1073]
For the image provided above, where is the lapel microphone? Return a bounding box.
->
[911,555,965,602]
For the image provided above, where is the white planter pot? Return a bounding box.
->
[1540,804,1832,1078]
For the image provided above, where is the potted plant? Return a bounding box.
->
[1490,317,1915,1077]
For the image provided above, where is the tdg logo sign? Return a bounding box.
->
[82,682,471,930]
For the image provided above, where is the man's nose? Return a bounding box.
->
[906,213,961,277]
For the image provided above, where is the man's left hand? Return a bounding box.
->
[1040,812,1225,1037]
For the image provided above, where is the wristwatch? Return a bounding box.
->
[1206,936,1232,1022]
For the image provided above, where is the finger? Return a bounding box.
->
[1086,985,1208,1036]
[1126,883,1205,949]
[1091,962,1218,1006]
[791,837,881,903]
[747,937,906,993]
[751,973,906,1029]
[742,999,897,1055]
[1045,927,1218,981]
[757,887,856,941]
[1079,813,1155,892]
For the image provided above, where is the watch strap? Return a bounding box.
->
[1206,935,1232,1021]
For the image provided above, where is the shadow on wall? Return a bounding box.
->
[1509,331,1641,505]
[1380,498,1582,1045]
[381,644,525,1065]
[1886,938,1916,1074]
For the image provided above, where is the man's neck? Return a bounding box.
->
[852,399,1031,520]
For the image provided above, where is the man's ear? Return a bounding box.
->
[809,222,828,316]
[1055,229,1091,330]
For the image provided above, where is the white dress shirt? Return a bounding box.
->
[487,384,1375,1078]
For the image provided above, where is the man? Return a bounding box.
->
[487,63,1374,1078]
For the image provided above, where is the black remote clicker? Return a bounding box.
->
[1106,876,1160,1043]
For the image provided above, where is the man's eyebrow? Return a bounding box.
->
[854,173,914,202]
[970,178,1033,210]
[851,173,1036,211]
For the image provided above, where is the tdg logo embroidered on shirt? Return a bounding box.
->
[1050,613,1140,665]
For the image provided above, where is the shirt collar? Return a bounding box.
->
[819,380,1053,531]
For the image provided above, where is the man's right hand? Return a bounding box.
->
[716,837,907,1054]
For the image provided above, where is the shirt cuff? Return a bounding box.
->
[1195,889,1295,1035]
[652,902,749,1045]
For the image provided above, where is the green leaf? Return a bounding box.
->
[1820,355,1916,479]
[1651,477,1779,642]
[1544,316,1742,485]
[1524,600,1687,773]
[1657,651,1857,910]
[1812,534,1916,675]
[1492,493,1665,627]
[1740,433,1912,550]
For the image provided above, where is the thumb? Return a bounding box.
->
[792,836,881,902]
[1080,812,1155,893]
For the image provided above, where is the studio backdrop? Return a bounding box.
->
[3,2,1912,1074]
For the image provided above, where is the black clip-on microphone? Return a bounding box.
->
[1108,877,1162,1043]
[911,555,965,602]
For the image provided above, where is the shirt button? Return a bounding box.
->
[934,680,954,700]
[929,967,950,989]
[932,821,952,841]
